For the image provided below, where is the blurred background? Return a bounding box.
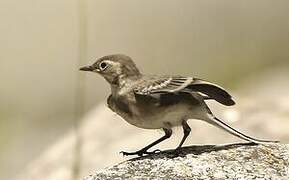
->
[1,0,289,179]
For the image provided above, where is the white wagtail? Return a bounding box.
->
[80,54,277,156]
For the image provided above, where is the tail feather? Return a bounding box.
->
[208,116,278,144]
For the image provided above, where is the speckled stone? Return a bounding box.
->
[84,143,289,180]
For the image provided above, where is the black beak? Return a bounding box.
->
[79,65,94,71]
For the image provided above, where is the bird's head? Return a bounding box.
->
[79,54,141,84]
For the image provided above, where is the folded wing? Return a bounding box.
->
[134,76,235,106]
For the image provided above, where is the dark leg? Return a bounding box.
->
[174,121,191,154]
[120,128,172,156]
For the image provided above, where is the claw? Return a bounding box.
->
[120,151,139,156]
[119,149,162,157]
[119,150,144,156]
[119,151,126,156]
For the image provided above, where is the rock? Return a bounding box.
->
[84,143,289,180]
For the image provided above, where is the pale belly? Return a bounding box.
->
[107,92,210,130]
[118,102,208,129]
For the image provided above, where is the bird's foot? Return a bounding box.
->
[120,149,161,157]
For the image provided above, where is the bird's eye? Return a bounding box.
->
[99,62,108,70]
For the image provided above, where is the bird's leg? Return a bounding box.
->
[120,128,172,156]
[173,121,191,155]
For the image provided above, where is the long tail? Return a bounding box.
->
[208,116,278,144]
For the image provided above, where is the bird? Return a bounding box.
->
[79,54,277,156]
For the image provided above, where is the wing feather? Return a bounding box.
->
[187,78,235,106]
[134,76,235,106]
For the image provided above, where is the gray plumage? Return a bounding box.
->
[80,54,277,156]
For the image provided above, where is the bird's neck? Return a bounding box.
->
[110,74,141,98]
